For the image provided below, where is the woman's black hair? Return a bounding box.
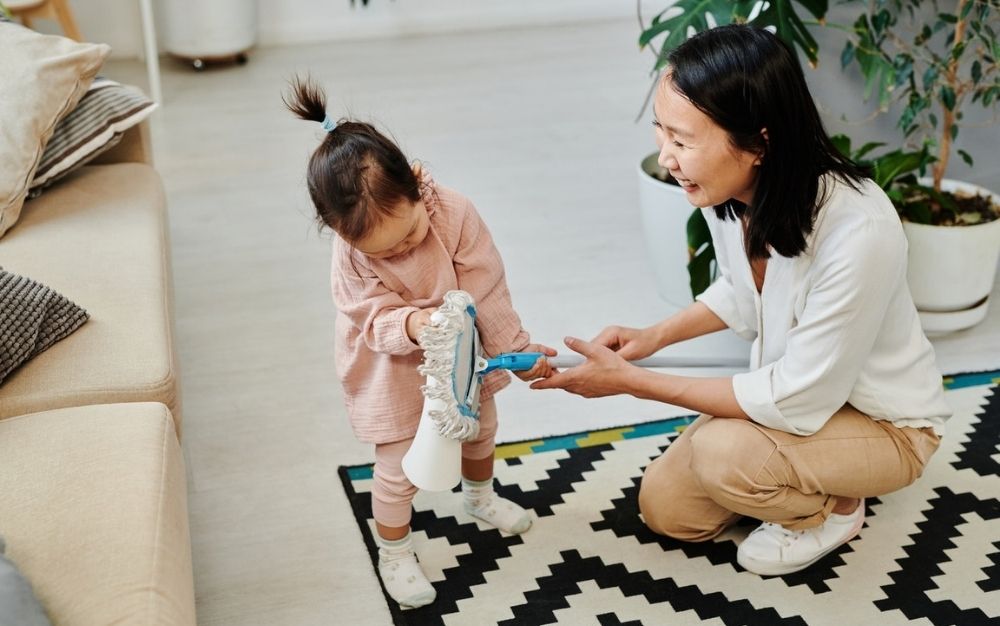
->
[667,24,869,259]
[283,75,421,243]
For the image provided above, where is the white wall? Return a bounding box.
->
[61,0,644,59]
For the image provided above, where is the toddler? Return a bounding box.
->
[284,76,555,608]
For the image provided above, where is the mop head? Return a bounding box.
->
[417,290,482,442]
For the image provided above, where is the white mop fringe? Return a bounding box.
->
[417,291,481,442]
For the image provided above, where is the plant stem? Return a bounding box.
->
[934,0,968,191]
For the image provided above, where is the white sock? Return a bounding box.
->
[376,532,436,608]
[462,477,532,534]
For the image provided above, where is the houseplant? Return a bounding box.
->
[836,0,1000,332]
[635,0,831,306]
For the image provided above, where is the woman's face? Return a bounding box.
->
[653,76,761,208]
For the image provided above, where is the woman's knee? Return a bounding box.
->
[688,418,777,499]
[638,460,726,543]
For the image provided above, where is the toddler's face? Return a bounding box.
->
[352,198,430,259]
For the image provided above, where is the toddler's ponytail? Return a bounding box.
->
[283,75,330,127]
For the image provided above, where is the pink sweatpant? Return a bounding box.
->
[371,397,498,528]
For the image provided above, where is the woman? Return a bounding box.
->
[531,24,951,576]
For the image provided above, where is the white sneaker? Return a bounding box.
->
[737,500,865,576]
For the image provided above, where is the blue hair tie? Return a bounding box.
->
[321,115,337,133]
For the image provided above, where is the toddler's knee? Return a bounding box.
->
[373,471,418,504]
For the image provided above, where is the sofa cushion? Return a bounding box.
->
[0,269,89,384]
[0,163,182,435]
[0,403,195,625]
[0,20,109,238]
[29,77,158,195]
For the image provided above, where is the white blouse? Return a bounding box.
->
[697,175,952,436]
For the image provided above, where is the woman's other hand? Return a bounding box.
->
[592,324,662,361]
[529,336,634,398]
[513,343,558,381]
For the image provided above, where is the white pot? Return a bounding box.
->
[903,178,1000,334]
[636,152,700,309]
[164,0,258,58]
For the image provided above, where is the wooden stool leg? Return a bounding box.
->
[51,0,83,41]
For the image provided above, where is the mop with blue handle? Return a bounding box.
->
[400,290,746,491]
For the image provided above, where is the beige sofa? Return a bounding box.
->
[0,123,196,625]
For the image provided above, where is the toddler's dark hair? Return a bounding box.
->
[283,75,421,242]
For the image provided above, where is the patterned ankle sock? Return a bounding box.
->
[462,477,533,534]
[376,533,436,608]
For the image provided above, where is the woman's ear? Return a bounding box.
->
[755,128,769,165]
[411,162,423,179]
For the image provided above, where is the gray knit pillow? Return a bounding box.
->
[0,269,89,384]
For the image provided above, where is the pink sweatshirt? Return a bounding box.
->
[331,176,531,444]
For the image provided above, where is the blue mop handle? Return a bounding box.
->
[480,352,547,375]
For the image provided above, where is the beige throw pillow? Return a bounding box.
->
[0,22,110,238]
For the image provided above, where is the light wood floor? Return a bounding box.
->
[101,17,999,626]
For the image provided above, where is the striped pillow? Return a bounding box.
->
[28,77,156,195]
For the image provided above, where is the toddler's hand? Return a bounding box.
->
[406,308,436,344]
[514,343,558,381]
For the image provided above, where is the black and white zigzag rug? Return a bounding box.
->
[339,371,1000,625]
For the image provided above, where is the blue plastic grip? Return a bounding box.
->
[481,352,545,375]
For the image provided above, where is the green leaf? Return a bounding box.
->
[938,12,958,24]
[830,133,851,158]
[872,8,892,33]
[747,0,828,66]
[940,85,956,110]
[929,112,938,128]
[950,124,959,140]
[686,208,712,253]
[688,244,716,299]
[961,0,975,20]
[686,208,715,298]
[872,150,926,189]
[923,66,939,91]
[958,149,974,166]
[972,60,982,84]
[841,42,855,68]
[855,141,886,159]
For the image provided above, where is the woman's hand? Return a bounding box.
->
[592,324,663,361]
[529,336,635,398]
[513,343,558,381]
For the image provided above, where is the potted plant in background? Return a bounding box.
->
[635,0,830,308]
[836,0,1000,333]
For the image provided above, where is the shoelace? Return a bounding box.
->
[756,522,802,548]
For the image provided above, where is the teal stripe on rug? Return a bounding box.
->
[944,370,1000,389]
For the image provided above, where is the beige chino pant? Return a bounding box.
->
[639,404,940,540]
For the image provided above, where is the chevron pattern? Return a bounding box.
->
[339,372,1000,625]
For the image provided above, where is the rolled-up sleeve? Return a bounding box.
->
[331,241,421,356]
[732,219,906,434]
